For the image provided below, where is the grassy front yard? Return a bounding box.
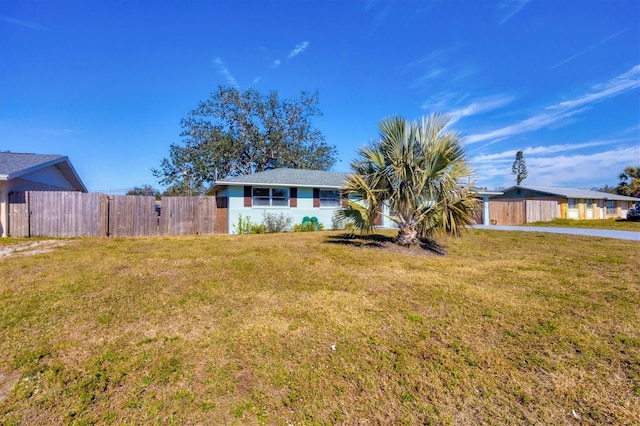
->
[1,230,638,424]
[526,218,640,231]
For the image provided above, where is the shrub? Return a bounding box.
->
[262,212,293,233]
[250,224,267,234]
[233,214,264,234]
[293,222,325,232]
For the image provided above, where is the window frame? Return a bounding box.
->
[319,189,341,207]
[252,187,290,207]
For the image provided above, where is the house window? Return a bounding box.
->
[567,198,577,209]
[252,187,289,207]
[319,189,341,207]
[606,200,616,215]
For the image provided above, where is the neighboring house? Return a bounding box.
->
[473,188,504,225]
[489,185,640,225]
[0,152,87,237]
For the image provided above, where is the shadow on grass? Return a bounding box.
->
[325,233,447,256]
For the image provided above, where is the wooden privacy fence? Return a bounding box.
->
[489,199,559,225]
[8,191,228,238]
[525,199,560,223]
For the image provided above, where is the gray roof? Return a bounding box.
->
[506,185,640,201]
[210,168,350,192]
[0,152,87,192]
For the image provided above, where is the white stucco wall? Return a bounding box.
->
[218,185,396,234]
[224,186,341,234]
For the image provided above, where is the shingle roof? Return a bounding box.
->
[0,152,87,192]
[210,168,350,191]
[0,152,65,178]
[507,185,640,201]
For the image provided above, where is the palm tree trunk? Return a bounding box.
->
[396,222,418,246]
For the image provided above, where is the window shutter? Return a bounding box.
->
[341,192,349,207]
[244,186,252,207]
[374,211,383,226]
[313,188,320,208]
[290,187,297,208]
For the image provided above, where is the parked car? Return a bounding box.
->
[627,203,640,221]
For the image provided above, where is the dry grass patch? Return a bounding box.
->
[0,230,638,424]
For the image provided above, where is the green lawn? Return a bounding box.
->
[0,230,638,425]
[525,218,640,231]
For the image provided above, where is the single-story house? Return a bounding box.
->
[207,168,499,233]
[488,185,640,225]
[0,152,87,237]
[207,168,360,233]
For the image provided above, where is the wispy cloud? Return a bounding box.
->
[271,59,281,68]
[498,0,530,24]
[445,95,514,125]
[212,57,238,88]
[0,16,46,30]
[409,46,476,91]
[408,48,457,88]
[364,0,393,35]
[549,64,640,110]
[497,0,530,24]
[551,28,630,70]
[464,65,640,144]
[465,108,586,144]
[472,139,625,163]
[287,41,310,59]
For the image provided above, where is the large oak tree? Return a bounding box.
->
[153,86,337,194]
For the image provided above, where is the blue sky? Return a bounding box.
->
[1,0,638,193]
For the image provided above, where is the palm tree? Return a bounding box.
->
[339,114,479,246]
[616,166,640,198]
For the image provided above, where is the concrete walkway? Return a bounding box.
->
[473,225,640,241]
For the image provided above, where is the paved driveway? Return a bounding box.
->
[474,225,640,241]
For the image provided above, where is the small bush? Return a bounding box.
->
[233,214,263,234]
[250,224,267,234]
[293,222,325,232]
[262,212,293,233]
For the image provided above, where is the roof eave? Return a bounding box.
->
[7,157,88,192]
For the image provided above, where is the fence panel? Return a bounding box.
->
[7,192,225,238]
[159,196,221,235]
[489,200,525,225]
[27,191,108,237]
[108,195,158,237]
[525,199,559,223]
[8,192,29,237]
